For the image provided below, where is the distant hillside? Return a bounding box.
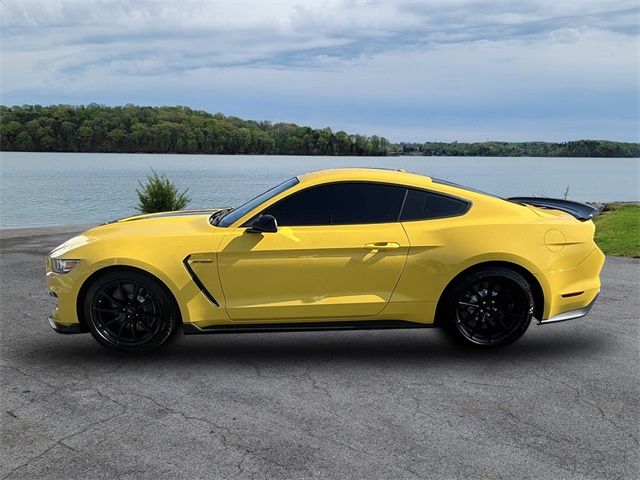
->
[397,140,640,158]
[1,104,638,157]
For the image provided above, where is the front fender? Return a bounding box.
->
[82,257,229,326]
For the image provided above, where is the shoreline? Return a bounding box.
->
[0,224,92,239]
[2,151,640,159]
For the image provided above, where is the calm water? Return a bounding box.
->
[0,152,638,228]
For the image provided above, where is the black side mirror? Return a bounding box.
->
[247,214,278,233]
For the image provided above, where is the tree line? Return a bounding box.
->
[1,104,638,157]
[397,140,639,158]
[0,104,392,156]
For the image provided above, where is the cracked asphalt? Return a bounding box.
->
[1,226,639,479]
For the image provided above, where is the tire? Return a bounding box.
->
[443,267,534,348]
[83,270,178,353]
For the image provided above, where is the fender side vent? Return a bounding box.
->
[182,255,220,307]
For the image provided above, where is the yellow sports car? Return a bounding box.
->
[46,168,604,352]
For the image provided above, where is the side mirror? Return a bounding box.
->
[247,214,278,233]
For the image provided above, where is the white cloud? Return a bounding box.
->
[1,0,638,141]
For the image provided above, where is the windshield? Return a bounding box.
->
[215,177,300,227]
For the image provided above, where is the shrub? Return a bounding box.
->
[136,169,190,213]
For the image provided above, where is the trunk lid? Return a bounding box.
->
[507,197,599,221]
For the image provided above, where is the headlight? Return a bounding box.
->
[51,258,80,274]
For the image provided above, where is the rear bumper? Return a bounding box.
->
[542,247,605,319]
[538,293,598,325]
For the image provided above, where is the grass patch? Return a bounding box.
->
[594,203,640,258]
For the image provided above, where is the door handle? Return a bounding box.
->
[363,242,401,251]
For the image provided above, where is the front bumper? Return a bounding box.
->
[46,262,90,329]
[48,315,86,334]
[538,293,599,325]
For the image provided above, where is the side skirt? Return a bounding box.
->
[183,320,435,335]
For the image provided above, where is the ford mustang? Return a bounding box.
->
[46,168,604,352]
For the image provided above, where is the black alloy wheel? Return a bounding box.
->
[444,267,534,347]
[84,270,177,352]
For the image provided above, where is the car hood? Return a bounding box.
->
[106,208,220,224]
[49,209,224,257]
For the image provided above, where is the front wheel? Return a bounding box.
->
[84,270,178,353]
[443,267,534,347]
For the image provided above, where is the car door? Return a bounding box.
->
[217,182,410,321]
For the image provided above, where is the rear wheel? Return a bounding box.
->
[83,270,178,353]
[443,267,534,347]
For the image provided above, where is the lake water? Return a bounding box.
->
[0,152,638,228]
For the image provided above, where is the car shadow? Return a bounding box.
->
[169,329,611,364]
[10,328,613,370]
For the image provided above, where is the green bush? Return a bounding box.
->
[136,170,190,213]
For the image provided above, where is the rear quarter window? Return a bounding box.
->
[400,189,470,221]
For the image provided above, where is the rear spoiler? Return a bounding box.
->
[507,197,599,221]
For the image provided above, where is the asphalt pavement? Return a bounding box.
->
[1,227,638,479]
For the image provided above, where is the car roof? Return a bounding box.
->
[297,168,433,188]
[294,168,520,213]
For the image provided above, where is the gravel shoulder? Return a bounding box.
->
[1,227,639,480]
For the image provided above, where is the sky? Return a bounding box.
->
[1,0,639,142]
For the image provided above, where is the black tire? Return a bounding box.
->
[83,270,178,353]
[443,267,534,348]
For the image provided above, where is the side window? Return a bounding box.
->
[400,189,469,221]
[256,182,406,226]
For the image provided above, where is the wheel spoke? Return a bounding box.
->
[137,320,153,334]
[118,282,129,302]
[94,306,120,313]
[116,320,126,339]
[102,315,123,328]
[459,301,478,308]
[100,291,123,306]
[467,316,480,330]
[138,313,153,326]
[495,315,512,332]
